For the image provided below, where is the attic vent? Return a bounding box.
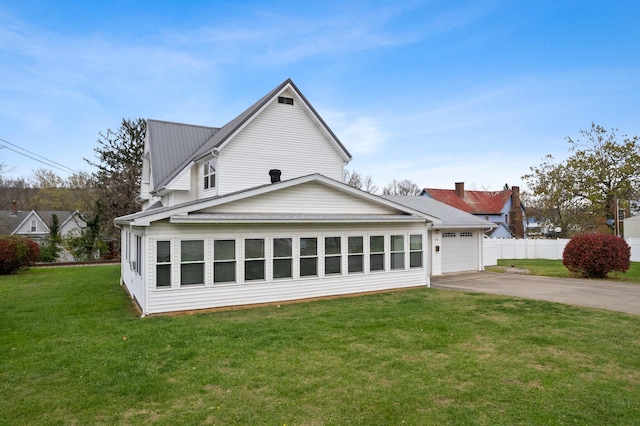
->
[278,96,294,105]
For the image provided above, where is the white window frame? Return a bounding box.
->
[273,237,293,280]
[299,237,318,278]
[155,240,172,288]
[324,236,342,276]
[203,159,216,191]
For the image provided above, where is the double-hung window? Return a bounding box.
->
[244,239,265,281]
[324,237,342,275]
[348,236,364,274]
[156,240,171,288]
[409,234,423,268]
[300,237,318,277]
[390,235,405,270]
[203,160,216,190]
[181,240,204,286]
[369,235,385,272]
[273,238,293,279]
[214,240,236,283]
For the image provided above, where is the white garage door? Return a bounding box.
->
[441,231,478,273]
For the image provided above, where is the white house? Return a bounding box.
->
[115,79,494,316]
[0,202,88,261]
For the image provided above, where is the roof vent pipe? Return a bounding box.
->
[269,169,281,184]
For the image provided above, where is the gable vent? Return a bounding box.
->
[278,96,294,105]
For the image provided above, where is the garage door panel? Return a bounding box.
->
[441,231,477,273]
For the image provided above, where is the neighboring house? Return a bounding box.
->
[421,182,526,239]
[0,201,88,261]
[115,79,495,316]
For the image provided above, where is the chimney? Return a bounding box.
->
[508,186,525,238]
[269,169,282,184]
[455,182,465,198]
[11,200,17,216]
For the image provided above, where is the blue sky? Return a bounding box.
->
[1,1,639,192]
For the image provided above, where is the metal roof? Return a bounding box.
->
[147,119,219,191]
[381,195,496,229]
[421,188,512,215]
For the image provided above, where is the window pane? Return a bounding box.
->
[181,263,204,285]
[300,238,317,256]
[325,256,341,275]
[370,253,384,271]
[370,236,384,253]
[214,261,236,283]
[300,257,317,277]
[410,235,422,251]
[214,240,235,261]
[204,162,209,174]
[245,239,264,259]
[348,236,363,254]
[348,254,363,273]
[204,176,210,189]
[325,237,341,255]
[157,241,171,263]
[410,252,423,268]
[274,238,292,258]
[245,259,265,281]
[391,252,405,270]
[391,235,404,252]
[156,264,171,287]
[273,258,292,279]
[181,240,204,262]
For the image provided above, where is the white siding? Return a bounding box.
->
[121,228,146,312]
[209,181,397,215]
[218,94,345,195]
[141,222,428,315]
[167,168,191,191]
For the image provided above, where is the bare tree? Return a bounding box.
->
[344,169,378,194]
[382,179,421,196]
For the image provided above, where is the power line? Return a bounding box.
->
[0,137,79,175]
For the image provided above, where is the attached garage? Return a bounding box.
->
[382,196,495,275]
[440,230,479,273]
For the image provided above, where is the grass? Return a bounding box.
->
[487,259,640,282]
[2,265,640,425]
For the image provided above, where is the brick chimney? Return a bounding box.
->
[508,186,525,238]
[11,200,17,216]
[455,182,465,198]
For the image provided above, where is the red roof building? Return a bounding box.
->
[421,182,526,238]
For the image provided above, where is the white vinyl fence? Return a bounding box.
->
[483,237,640,266]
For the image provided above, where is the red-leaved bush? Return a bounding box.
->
[562,233,630,278]
[0,236,41,275]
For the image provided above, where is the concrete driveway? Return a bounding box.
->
[430,272,640,316]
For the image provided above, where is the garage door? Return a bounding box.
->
[441,231,478,273]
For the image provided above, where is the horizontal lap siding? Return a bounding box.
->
[145,222,428,314]
[219,97,345,195]
[211,181,396,215]
[147,271,425,314]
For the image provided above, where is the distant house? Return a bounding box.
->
[0,200,87,260]
[421,182,526,239]
[115,79,495,316]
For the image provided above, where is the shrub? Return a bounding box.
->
[0,236,41,274]
[562,233,630,278]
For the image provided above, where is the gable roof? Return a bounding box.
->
[0,210,83,236]
[381,195,497,229]
[116,174,439,227]
[421,188,512,215]
[149,79,352,193]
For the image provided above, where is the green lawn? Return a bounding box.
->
[489,259,640,282]
[2,266,640,425]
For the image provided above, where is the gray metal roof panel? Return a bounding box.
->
[381,195,496,229]
[147,119,219,191]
